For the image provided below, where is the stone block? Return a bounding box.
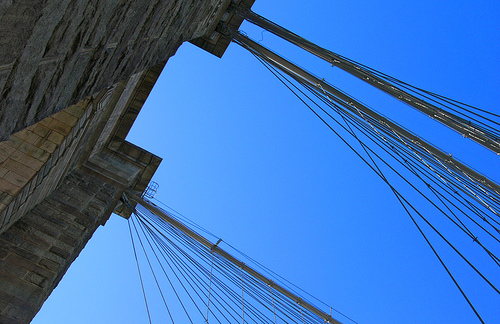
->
[38,259,58,272]
[20,217,60,240]
[17,143,48,163]
[5,250,40,268]
[14,130,31,142]
[48,246,70,259]
[0,152,8,163]
[37,141,57,154]
[17,154,44,171]
[32,124,51,138]
[46,131,64,145]
[0,260,28,279]
[22,233,52,252]
[23,272,47,289]
[0,179,21,196]
[0,232,24,248]
[58,234,79,247]
[3,304,32,323]
[1,159,36,180]
[47,119,72,136]
[5,136,23,150]
[31,210,67,231]
[3,172,29,188]
[0,143,16,156]
[8,150,24,162]
[38,117,53,128]
[24,133,43,147]
[52,111,78,127]
[0,270,44,303]
[64,104,86,118]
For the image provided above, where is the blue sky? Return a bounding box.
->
[33,1,499,323]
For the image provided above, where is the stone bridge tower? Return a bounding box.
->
[0,0,254,322]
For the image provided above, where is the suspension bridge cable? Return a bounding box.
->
[236,30,496,232]
[134,216,195,323]
[235,35,499,321]
[141,214,241,323]
[262,58,500,287]
[230,31,500,206]
[137,206,292,323]
[128,220,153,324]
[259,42,500,260]
[130,197,347,324]
[255,49,500,246]
[302,81,500,247]
[391,192,486,324]
[228,5,500,154]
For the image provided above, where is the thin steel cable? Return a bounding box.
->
[140,212,241,323]
[207,253,215,323]
[256,50,500,244]
[135,204,342,323]
[128,217,153,324]
[134,216,194,323]
[270,285,277,324]
[141,208,282,324]
[244,48,499,320]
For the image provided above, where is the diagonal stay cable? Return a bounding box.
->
[128,216,153,324]
[131,215,177,323]
[135,214,196,323]
[247,50,500,319]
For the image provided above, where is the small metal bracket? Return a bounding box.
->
[210,238,223,252]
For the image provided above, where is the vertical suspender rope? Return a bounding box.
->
[269,284,277,324]
[132,216,181,324]
[241,268,245,324]
[206,253,214,323]
[300,304,305,324]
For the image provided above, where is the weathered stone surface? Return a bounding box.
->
[0,0,230,141]
[0,1,255,321]
[0,65,163,323]
[0,168,121,323]
[0,64,164,236]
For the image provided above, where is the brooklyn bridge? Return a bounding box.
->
[0,1,498,323]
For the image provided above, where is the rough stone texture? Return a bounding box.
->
[0,100,92,232]
[0,168,122,324]
[0,0,254,321]
[0,66,163,322]
[0,0,231,141]
[0,64,164,236]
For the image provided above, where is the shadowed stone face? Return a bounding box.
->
[0,1,240,322]
[0,0,229,141]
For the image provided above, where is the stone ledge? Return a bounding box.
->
[190,0,256,57]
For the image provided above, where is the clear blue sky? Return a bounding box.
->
[33,1,499,323]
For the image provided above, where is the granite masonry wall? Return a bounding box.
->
[0,167,124,323]
[0,0,231,141]
[0,1,256,322]
[0,64,163,324]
